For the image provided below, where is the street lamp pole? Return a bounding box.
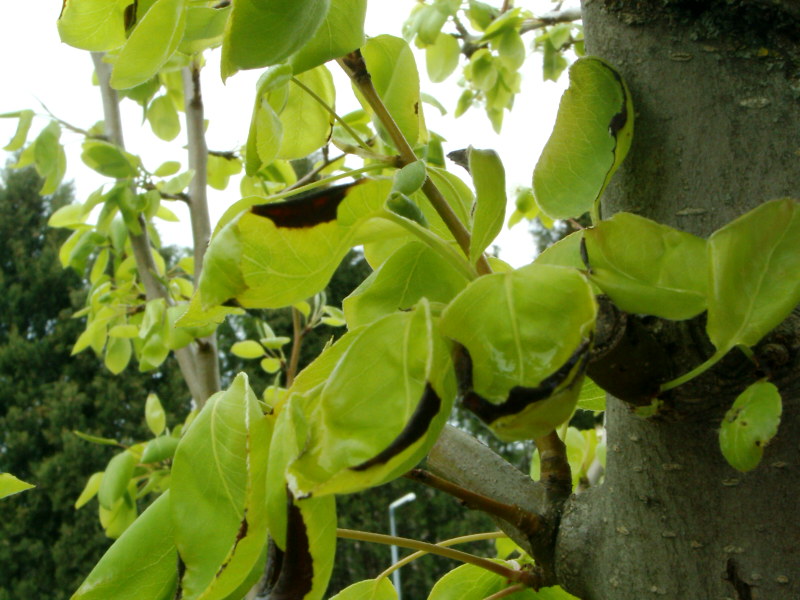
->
[388,492,417,600]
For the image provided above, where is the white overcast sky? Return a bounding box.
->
[0,1,570,266]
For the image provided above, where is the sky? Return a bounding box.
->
[0,1,570,266]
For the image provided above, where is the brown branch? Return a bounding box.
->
[338,50,492,276]
[534,431,572,503]
[520,8,583,34]
[406,468,541,537]
[285,307,306,388]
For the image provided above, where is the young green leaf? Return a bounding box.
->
[719,381,782,472]
[393,160,427,196]
[2,109,35,151]
[58,0,130,51]
[74,472,104,509]
[583,212,708,320]
[289,0,367,75]
[533,57,633,220]
[230,340,266,359]
[221,0,329,78]
[428,562,537,600]
[140,437,179,464]
[145,392,167,436]
[104,336,132,374]
[0,473,35,499]
[707,199,800,354]
[426,32,461,83]
[72,491,178,600]
[146,95,181,141]
[110,0,188,90]
[81,140,140,179]
[277,66,335,160]
[469,148,506,264]
[179,4,231,54]
[98,451,137,510]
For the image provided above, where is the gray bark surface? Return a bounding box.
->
[554,2,800,598]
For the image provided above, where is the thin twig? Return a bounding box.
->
[519,7,582,34]
[406,469,541,537]
[338,50,492,276]
[337,529,542,588]
[290,75,373,153]
[377,531,507,580]
[285,307,305,388]
[286,152,347,192]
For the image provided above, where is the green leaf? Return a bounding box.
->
[441,264,596,402]
[58,0,130,51]
[260,357,282,373]
[329,578,397,600]
[533,57,633,220]
[361,35,426,146]
[111,0,188,90]
[73,430,120,446]
[719,381,782,472]
[277,66,335,160]
[104,335,132,374]
[147,95,181,141]
[74,472,104,509]
[288,302,456,497]
[146,392,167,436]
[154,160,182,177]
[33,121,67,195]
[2,109,34,151]
[0,473,34,499]
[196,220,247,309]
[172,373,272,599]
[230,340,266,359]
[141,437,180,464]
[343,241,470,329]
[584,212,708,320]
[707,199,800,353]
[244,65,293,175]
[179,5,231,54]
[429,562,538,600]
[289,0,367,75]
[72,491,178,600]
[82,140,140,178]
[426,33,461,83]
[469,148,506,264]
[221,0,330,78]
[98,451,137,510]
[576,377,606,412]
[48,203,89,229]
[534,231,584,270]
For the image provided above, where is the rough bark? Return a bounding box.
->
[554,2,800,598]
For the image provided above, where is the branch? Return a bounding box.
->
[519,7,583,34]
[182,61,221,402]
[90,52,207,405]
[534,431,572,504]
[406,469,541,537]
[338,51,492,276]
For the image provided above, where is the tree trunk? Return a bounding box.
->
[555,2,800,598]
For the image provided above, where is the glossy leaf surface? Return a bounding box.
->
[72,491,177,600]
[584,213,707,320]
[719,381,782,472]
[707,199,800,353]
[428,562,538,600]
[533,57,633,220]
[440,264,596,402]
